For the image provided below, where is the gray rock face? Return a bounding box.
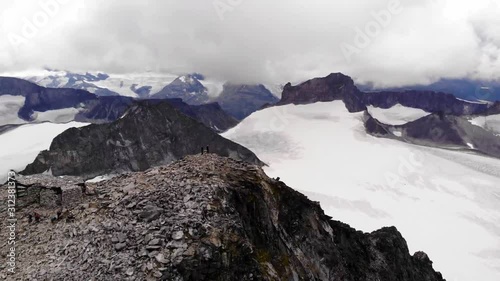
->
[1,155,445,280]
[213,83,280,120]
[22,101,262,179]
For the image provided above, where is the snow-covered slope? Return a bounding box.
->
[367,104,431,125]
[0,94,83,126]
[469,114,500,136]
[17,69,227,98]
[223,101,500,281]
[90,72,179,98]
[0,95,27,126]
[0,122,89,182]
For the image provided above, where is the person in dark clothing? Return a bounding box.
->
[201,147,204,154]
[206,145,209,154]
[34,212,41,223]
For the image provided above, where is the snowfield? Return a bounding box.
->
[367,104,430,125]
[469,114,500,136]
[0,95,27,126]
[32,108,82,123]
[223,101,500,281]
[0,122,89,183]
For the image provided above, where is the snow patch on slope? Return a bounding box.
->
[223,101,500,281]
[468,114,500,136]
[32,108,82,123]
[0,95,27,126]
[0,122,89,182]
[367,104,430,125]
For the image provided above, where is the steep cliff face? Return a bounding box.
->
[3,155,445,281]
[277,73,366,112]
[22,101,261,179]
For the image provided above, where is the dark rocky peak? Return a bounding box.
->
[277,73,366,112]
[6,154,445,280]
[22,101,261,179]
[151,74,209,105]
[213,83,279,120]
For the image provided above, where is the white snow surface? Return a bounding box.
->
[469,114,500,136]
[0,122,89,182]
[92,72,179,98]
[0,95,27,126]
[367,104,431,125]
[223,101,500,281]
[32,108,82,123]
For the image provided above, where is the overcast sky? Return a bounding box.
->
[0,0,499,87]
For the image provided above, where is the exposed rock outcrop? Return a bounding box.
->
[1,155,445,281]
[276,73,498,116]
[22,101,261,179]
[277,73,366,112]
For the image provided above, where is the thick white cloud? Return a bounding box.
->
[0,0,499,86]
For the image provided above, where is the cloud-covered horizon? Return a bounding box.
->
[1,0,499,87]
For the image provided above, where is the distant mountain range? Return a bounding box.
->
[17,69,281,120]
[360,78,500,102]
[278,73,500,116]
[0,77,237,132]
[273,72,500,159]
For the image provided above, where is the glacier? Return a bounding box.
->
[223,101,500,281]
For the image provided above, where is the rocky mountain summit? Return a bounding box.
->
[276,73,500,116]
[277,73,366,112]
[22,101,261,179]
[2,154,445,280]
[151,74,210,105]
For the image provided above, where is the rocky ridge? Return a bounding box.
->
[2,154,445,280]
[276,73,500,116]
[22,101,261,179]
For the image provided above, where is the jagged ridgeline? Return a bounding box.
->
[1,155,445,280]
[22,101,262,179]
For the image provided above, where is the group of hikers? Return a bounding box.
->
[201,145,210,154]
